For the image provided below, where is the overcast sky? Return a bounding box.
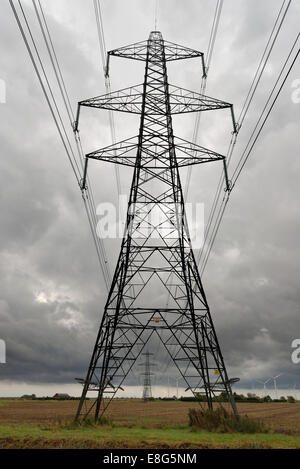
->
[0,0,300,397]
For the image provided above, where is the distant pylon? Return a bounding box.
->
[74,31,239,421]
[140,351,154,401]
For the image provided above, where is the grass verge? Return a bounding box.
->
[0,422,300,449]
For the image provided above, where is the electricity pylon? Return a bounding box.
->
[140,351,154,401]
[74,31,238,420]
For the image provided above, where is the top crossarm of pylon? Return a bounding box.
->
[107,31,203,63]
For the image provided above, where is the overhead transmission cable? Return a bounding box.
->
[198,0,292,271]
[36,0,112,289]
[93,0,137,319]
[184,0,223,201]
[231,33,300,188]
[93,0,122,196]
[10,0,81,184]
[199,33,299,277]
[10,0,111,291]
[237,0,292,128]
[197,0,292,275]
[33,0,111,289]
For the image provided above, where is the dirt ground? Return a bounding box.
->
[0,399,300,435]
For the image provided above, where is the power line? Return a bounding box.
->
[35,0,75,124]
[93,0,122,196]
[36,0,112,287]
[199,34,300,276]
[231,34,300,187]
[237,0,292,127]
[184,0,223,201]
[34,0,111,287]
[11,0,81,184]
[206,0,223,72]
[10,0,111,290]
[197,0,292,274]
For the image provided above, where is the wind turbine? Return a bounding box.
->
[271,373,283,399]
[257,378,272,393]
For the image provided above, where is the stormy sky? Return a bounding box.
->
[0,0,300,397]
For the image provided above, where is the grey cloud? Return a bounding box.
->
[0,0,300,392]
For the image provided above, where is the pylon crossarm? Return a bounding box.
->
[108,40,148,61]
[79,84,143,113]
[168,85,232,114]
[77,85,232,116]
[86,136,138,167]
[173,136,225,166]
[85,134,225,168]
[108,38,202,63]
[163,40,203,62]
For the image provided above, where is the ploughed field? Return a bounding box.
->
[0,399,300,449]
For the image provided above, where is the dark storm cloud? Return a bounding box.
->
[0,0,300,391]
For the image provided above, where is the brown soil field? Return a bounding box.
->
[0,399,300,436]
[0,436,220,450]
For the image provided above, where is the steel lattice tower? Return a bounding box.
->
[74,31,238,420]
[140,351,154,401]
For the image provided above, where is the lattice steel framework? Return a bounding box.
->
[140,351,154,401]
[75,31,238,420]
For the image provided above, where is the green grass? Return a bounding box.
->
[0,423,300,449]
[0,399,20,407]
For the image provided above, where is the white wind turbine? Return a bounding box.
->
[257,378,272,393]
[271,373,283,399]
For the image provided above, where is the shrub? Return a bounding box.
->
[287,396,295,403]
[96,415,112,426]
[263,395,272,402]
[188,407,268,434]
